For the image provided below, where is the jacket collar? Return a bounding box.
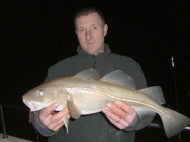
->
[77,43,111,61]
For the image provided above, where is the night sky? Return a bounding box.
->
[0,1,190,141]
[1,0,190,116]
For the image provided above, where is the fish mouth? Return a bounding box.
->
[23,99,45,111]
[23,99,65,112]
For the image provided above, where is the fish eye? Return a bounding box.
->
[36,89,44,97]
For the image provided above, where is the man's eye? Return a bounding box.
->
[78,29,85,33]
[79,29,83,32]
[92,26,97,30]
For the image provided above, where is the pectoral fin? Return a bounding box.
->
[67,95,82,119]
[63,115,69,134]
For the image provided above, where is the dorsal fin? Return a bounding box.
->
[139,86,166,104]
[74,69,101,80]
[101,70,136,89]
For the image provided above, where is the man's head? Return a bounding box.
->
[74,7,108,55]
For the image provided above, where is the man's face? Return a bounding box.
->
[75,13,108,55]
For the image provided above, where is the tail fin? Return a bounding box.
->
[160,108,190,138]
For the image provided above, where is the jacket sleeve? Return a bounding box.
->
[124,111,156,131]
[31,111,57,137]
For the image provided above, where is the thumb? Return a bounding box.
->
[41,102,59,117]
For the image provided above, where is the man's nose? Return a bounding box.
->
[85,30,92,40]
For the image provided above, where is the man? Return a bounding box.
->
[31,7,155,142]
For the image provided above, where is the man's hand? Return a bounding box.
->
[102,100,137,129]
[39,102,70,131]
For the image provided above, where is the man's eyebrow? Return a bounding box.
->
[76,24,100,30]
[76,27,85,30]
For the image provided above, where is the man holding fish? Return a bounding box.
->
[30,7,157,142]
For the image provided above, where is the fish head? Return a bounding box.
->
[22,82,68,112]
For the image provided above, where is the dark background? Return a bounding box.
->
[0,0,190,141]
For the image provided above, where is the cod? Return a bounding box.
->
[22,69,190,138]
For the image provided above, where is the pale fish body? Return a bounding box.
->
[22,69,190,138]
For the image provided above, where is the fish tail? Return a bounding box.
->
[160,108,190,138]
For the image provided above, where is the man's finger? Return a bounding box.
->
[115,100,134,114]
[41,102,59,117]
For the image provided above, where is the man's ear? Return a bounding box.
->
[104,24,108,36]
[75,29,78,34]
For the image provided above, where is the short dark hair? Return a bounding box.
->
[74,7,105,25]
